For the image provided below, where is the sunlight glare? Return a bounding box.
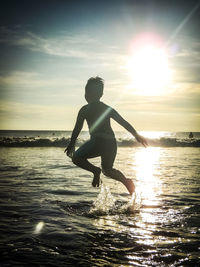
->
[126,36,172,96]
[133,147,162,205]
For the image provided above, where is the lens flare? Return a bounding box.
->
[34,221,45,234]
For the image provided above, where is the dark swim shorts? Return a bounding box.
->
[74,137,117,170]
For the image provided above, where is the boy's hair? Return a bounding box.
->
[85,76,104,99]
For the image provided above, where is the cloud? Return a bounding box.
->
[0,26,124,64]
[0,71,39,87]
[0,27,89,58]
[115,86,200,116]
[0,71,80,89]
[0,70,87,109]
[170,35,200,83]
[0,99,77,130]
[0,99,72,116]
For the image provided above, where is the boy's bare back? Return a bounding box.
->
[79,101,115,138]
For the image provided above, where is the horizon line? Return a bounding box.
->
[0,129,199,133]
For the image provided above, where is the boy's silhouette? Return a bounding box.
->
[65,77,148,195]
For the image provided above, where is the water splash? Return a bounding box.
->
[89,184,115,215]
[89,184,141,216]
[119,192,138,214]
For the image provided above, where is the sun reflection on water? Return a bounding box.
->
[133,147,162,206]
[91,147,164,246]
[88,146,192,266]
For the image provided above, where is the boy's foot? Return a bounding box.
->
[124,179,135,195]
[92,168,101,187]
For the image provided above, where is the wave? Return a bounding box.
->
[0,136,199,147]
[117,137,200,147]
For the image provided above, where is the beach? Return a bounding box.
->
[0,131,200,266]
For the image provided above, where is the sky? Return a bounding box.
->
[0,0,200,131]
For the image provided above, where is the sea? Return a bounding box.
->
[0,130,199,266]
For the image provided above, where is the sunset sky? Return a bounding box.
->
[0,0,200,131]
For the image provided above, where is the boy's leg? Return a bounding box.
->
[102,168,126,183]
[72,139,101,187]
[102,168,135,195]
[101,139,135,195]
[72,154,101,187]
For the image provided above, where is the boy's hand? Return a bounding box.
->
[64,142,75,158]
[135,134,148,147]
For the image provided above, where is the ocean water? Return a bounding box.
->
[0,131,200,266]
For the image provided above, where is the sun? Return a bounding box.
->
[126,36,172,96]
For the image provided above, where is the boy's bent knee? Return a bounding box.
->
[72,154,82,165]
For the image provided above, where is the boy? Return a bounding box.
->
[65,77,148,195]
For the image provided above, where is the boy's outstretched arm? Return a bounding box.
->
[111,109,148,147]
[64,108,85,157]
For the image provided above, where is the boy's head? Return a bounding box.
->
[85,76,104,102]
